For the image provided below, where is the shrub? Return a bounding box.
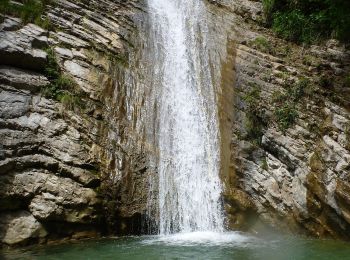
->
[242,84,267,144]
[251,36,272,54]
[272,78,310,132]
[262,0,275,24]
[275,103,298,132]
[263,0,350,44]
[0,0,54,27]
[344,74,350,88]
[272,10,306,43]
[19,0,45,24]
[41,48,83,110]
[0,0,10,14]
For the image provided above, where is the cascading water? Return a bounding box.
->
[146,0,225,235]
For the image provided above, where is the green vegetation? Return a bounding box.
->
[319,75,333,89]
[272,78,311,132]
[59,92,84,110]
[42,48,84,110]
[0,0,53,28]
[345,123,350,150]
[274,103,298,132]
[262,0,276,24]
[262,0,350,44]
[107,53,129,68]
[344,74,350,88]
[242,83,267,145]
[261,157,268,171]
[250,36,272,54]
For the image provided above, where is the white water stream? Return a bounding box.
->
[146,0,224,235]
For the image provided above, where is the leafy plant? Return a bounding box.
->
[288,77,309,102]
[0,0,54,28]
[41,48,84,110]
[58,92,84,110]
[262,0,350,43]
[345,123,350,150]
[242,84,267,144]
[319,75,333,89]
[261,157,268,171]
[272,10,306,43]
[272,90,286,103]
[41,75,74,99]
[275,103,298,132]
[272,78,310,132]
[262,0,276,24]
[344,74,350,88]
[44,47,60,80]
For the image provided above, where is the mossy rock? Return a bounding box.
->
[309,152,325,172]
[224,189,255,211]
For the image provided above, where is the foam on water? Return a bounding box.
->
[142,232,258,247]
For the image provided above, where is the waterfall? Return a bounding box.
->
[145,0,225,235]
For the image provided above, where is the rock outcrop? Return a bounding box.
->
[0,0,150,246]
[206,0,350,240]
[0,211,47,246]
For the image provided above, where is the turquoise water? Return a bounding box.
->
[2,232,350,260]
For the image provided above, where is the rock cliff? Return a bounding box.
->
[0,0,150,246]
[207,0,350,240]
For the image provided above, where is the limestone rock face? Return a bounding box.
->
[0,170,100,223]
[0,22,48,71]
[205,0,350,240]
[0,0,148,246]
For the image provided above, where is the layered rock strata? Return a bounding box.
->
[0,0,149,246]
[207,0,350,240]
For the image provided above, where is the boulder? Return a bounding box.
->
[0,211,47,246]
[0,170,100,224]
